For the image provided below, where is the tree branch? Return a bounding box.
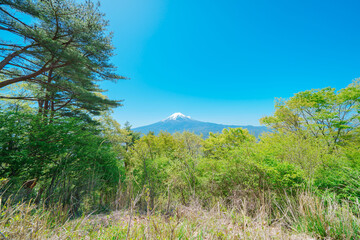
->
[0,61,70,89]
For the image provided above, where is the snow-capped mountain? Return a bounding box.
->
[133,113,268,138]
[163,112,191,121]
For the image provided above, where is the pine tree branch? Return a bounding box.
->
[0,96,38,101]
[0,61,70,89]
[0,7,32,29]
[0,44,37,71]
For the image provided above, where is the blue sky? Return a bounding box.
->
[99,0,360,127]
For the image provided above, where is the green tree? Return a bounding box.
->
[0,109,121,212]
[203,127,255,159]
[0,0,124,117]
[261,80,360,145]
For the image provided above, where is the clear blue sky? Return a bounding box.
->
[98,0,360,127]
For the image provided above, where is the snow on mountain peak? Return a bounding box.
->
[165,112,191,121]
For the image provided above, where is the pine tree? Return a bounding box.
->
[0,0,124,116]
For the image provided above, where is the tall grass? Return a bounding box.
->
[1,192,359,239]
[0,198,90,239]
[276,192,360,240]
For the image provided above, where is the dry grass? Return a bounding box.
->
[0,198,92,239]
[81,206,312,240]
[0,197,317,240]
[2,192,359,239]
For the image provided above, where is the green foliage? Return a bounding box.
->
[126,131,203,207]
[203,127,255,159]
[258,157,305,190]
[261,79,360,145]
[0,109,124,213]
[314,165,360,203]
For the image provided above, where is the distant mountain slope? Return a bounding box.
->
[133,113,268,138]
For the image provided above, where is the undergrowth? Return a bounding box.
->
[2,192,359,239]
